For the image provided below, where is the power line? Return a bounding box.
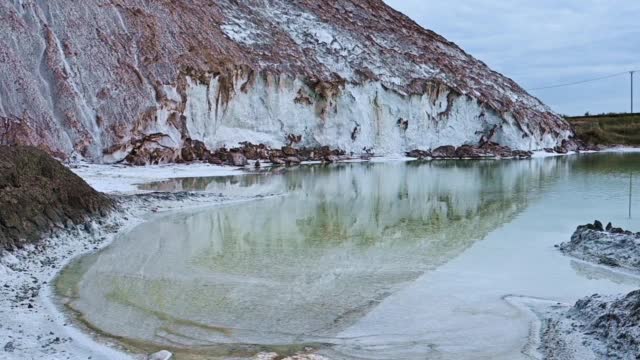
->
[527,69,640,91]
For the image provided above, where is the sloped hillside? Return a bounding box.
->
[0,1,573,163]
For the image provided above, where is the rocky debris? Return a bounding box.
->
[0,146,114,252]
[148,350,173,360]
[285,156,302,165]
[128,138,562,167]
[325,155,339,163]
[553,146,569,154]
[180,139,208,163]
[406,149,432,159]
[407,143,534,160]
[127,141,351,167]
[431,145,457,158]
[207,156,224,166]
[123,134,178,166]
[282,146,298,157]
[558,221,640,271]
[544,139,600,154]
[561,139,579,152]
[581,144,602,152]
[229,152,249,167]
[541,291,640,360]
[270,157,286,165]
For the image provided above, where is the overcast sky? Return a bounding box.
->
[384,0,640,116]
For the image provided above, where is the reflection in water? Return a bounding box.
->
[56,154,640,359]
[570,260,640,286]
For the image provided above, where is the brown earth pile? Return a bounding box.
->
[0,146,113,251]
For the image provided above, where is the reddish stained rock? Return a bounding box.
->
[180,138,209,163]
[282,146,298,157]
[207,156,223,166]
[229,152,248,167]
[270,157,286,165]
[325,155,339,163]
[406,149,431,159]
[408,143,534,161]
[554,146,569,154]
[285,156,302,165]
[431,146,457,158]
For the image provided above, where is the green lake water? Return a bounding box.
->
[56,154,640,359]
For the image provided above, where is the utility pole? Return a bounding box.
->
[632,71,635,114]
[630,172,633,219]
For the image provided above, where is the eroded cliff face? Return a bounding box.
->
[0,0,573,163]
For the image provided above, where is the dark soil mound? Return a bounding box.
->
[0,146,114,251]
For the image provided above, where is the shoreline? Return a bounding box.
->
[68,147,640,195]
[2,148,640,359]
[538,222,640,359]
[0,192,279,360]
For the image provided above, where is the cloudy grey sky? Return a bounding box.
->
[384,0,640,116]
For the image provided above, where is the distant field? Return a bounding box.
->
[567,113,640,146]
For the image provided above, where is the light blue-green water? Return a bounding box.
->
[57,154,640,359]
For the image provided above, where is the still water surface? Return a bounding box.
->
[57,154,640,359]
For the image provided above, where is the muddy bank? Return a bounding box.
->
[541,222,640,359]
[0,146,114,252]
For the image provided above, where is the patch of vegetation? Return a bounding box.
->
[567,113,640,146]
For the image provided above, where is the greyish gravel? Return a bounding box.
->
[540,221,640,360]
[559,220,640,271]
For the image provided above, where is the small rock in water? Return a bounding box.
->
[147,350,172,360]
[4,341,15,352]
[606,222,613,231]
